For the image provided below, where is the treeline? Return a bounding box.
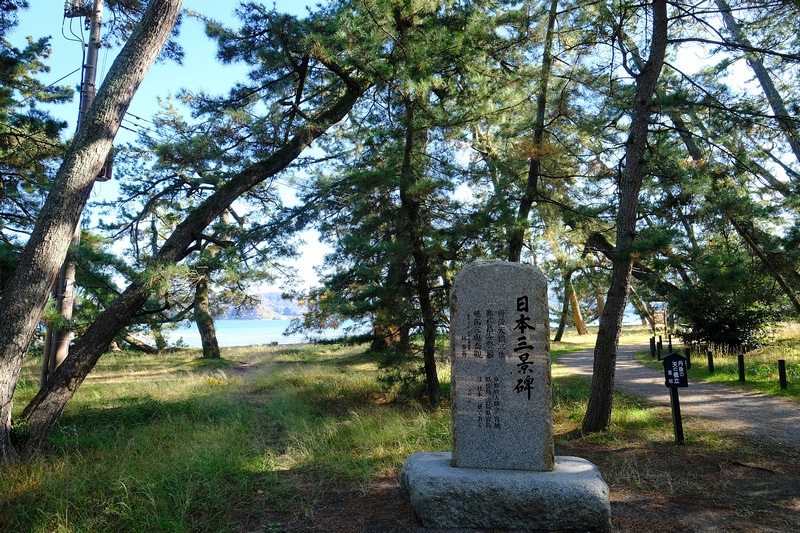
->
[1,0,799,460]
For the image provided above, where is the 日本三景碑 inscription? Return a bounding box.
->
[450,261,554,471]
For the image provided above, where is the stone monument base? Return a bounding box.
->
[400,452,611,532]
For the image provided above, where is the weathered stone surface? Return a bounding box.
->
[400,452,612,532]
[450,260,553,471]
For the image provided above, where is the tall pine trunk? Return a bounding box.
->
[582,0,668,432]
[194,271,221,359]
[508,0,558,262]
[398,98,440,403]
[0,0,184,463]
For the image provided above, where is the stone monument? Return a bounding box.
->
[400,260,611,531]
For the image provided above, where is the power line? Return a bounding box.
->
[17,67,82,106]
[118,123,156,139]
[126,112,156,125]
[43,67,82,89]
[121,117,158,136]
[62,11,87,45]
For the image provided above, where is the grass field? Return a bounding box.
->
[3,326,800,532]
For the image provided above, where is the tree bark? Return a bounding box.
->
[122,334,158,354]
[46,0,105,383]
[569,279,589,335]
[553,268,572,342]
[0,0,184,463]
[15,63,368,459]
[508,0,558,262]
[582,0,668,433]
[194,270,221,359]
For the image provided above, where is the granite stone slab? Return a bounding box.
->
[450,260,554,471]
[400,452,612,532]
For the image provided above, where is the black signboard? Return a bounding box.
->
[662,352,688,388]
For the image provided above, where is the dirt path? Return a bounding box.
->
[558,343,800,450]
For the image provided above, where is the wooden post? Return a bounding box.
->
[663,353,688,445]
[707,350,714,373]
[650,337,656,358]
[685,346,691,370]
[669,387,685,445]
[779,360,788,390]
[738,353,745,382]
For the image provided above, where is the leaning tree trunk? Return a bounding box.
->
[728,217,800,315]
[613,0,800,313]
[16,72,368,459]
[665,66,800,317]
[569,280,589,335]
[715,0,800,163]
[0,0,184,463]
[594,289,605,318]
[665,72,800,317]
[122,334,158,354]
[582,0,668,433]
[629,290,655,329]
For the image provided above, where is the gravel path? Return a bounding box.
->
[558,343,800,450]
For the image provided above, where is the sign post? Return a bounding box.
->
[662,352,688,445]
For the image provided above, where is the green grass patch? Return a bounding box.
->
[3,343,451,532]
[5,325,799,531]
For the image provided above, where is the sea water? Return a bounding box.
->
[164,309,644,349]
[163,319,364,348]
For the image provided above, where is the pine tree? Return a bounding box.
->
[582,0,669,432]
[13,0,374,459]
[292,0,544,402]
[0,28,72,288]
[0,0,184,462]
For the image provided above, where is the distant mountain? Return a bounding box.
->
[218,291,304,320]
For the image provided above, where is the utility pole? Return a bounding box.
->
[41,0,105,386]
